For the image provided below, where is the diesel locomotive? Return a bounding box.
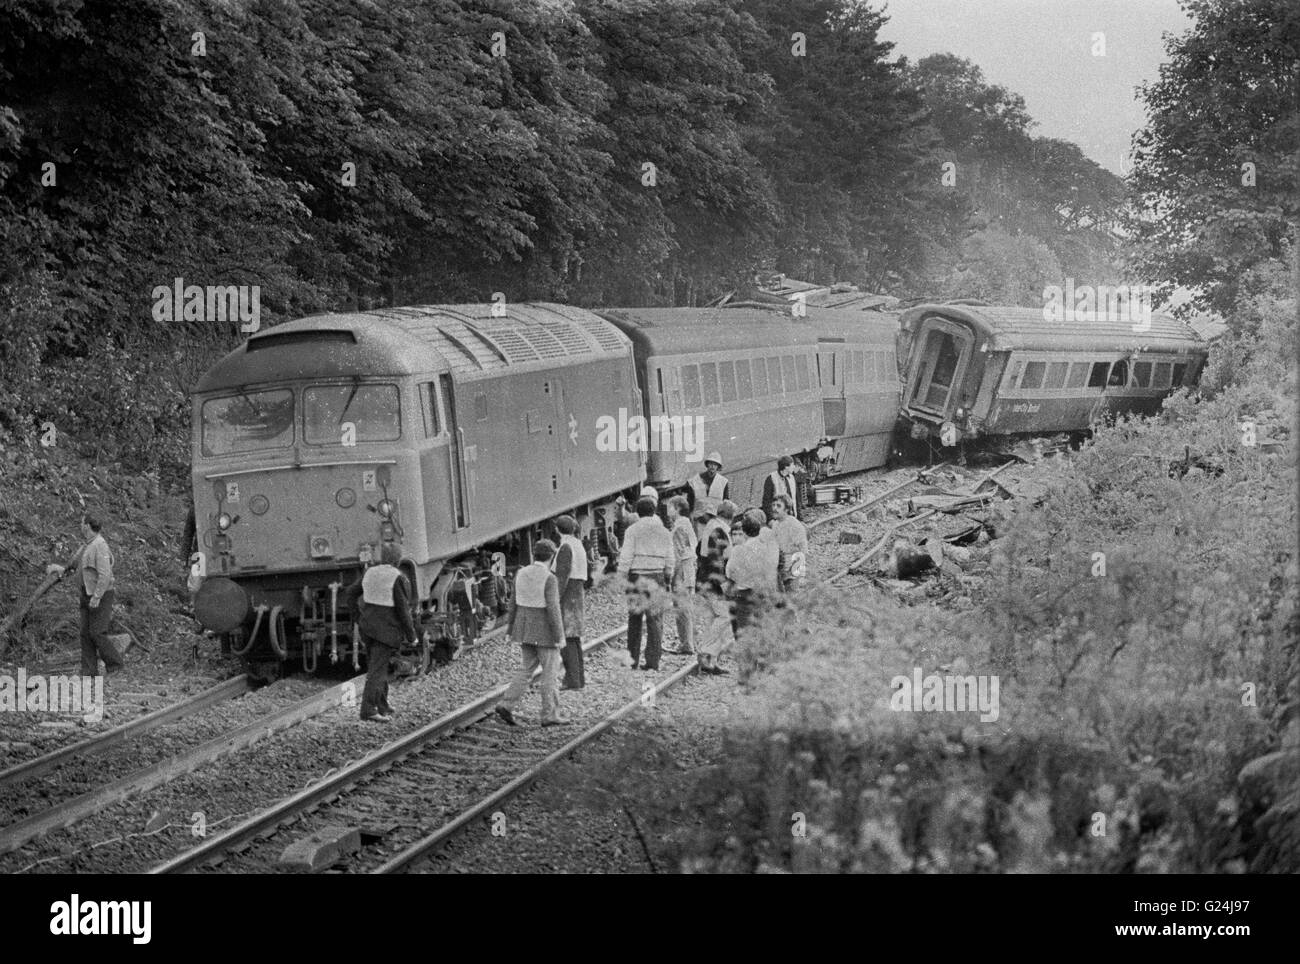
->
[189,303,645,681]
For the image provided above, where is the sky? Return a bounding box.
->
[877,0,1193,174]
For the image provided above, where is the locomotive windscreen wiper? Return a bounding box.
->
[339,377,361,424]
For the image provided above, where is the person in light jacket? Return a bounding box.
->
[496,540,568,726]
[617,497,675,671]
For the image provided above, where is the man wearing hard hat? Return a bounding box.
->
[685,452,730,538]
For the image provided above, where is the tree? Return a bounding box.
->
[1125,0,1300,315]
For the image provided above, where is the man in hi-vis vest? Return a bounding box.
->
[686,452,730,536]
[762,455,801,521]
[343,543,416,723]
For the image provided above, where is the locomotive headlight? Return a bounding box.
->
[217,512,233,532]
[956,407,965,417]
[377,498,394,519]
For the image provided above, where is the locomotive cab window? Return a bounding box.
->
[201,388,295,457]
[304,384,401,444]
[1087,362,1110,388]
[1107,360,1128,388]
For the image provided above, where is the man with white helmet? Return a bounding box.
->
[685,452,730,537]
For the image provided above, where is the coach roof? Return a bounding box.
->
[899,303,1204,354]
[193,303,632,393]
[598,305,897,356]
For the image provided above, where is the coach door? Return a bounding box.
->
[909,322,971,417]
[440,373,469,528]
[817,341,847,436]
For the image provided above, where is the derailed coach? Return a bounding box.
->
[187,303,643,681]
[896,302,1208,447]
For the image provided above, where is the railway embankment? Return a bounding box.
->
[499,380,1296,873]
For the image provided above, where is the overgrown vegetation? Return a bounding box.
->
[0,0,1127,471]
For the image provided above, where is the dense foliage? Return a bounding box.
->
[1125,0,1300,314]
[1,0,1125,469]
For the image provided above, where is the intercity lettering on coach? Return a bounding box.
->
[49,895,151,944]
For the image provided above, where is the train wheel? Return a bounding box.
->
[248,658,283,685]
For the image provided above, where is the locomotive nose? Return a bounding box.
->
[194,576,251,633]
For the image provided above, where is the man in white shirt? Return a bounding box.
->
[47,513,125,677]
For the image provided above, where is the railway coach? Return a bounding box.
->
[597,303,901,506]
[189,303,643,681]
[897,302,1208,445]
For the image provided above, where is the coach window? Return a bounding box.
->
[681,365,702,409]
[1020,361,1046,390]
[304,384,401,444]
[795,355,812,391]
[1045,362,1069,389]
[475,393,489,421]
[768,357,783,394]
[736,359,753,400]
[700,362,720,407]
[1065,362,1088,389]
[1172,362,1188,387]
[719,360,738,403]
[752,356,769,396]
[1107,360,1128,388]
[1087,361,1110,388]
[1133,361,1152,388]
[1153,362,1172,389]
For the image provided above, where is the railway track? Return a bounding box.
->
[0,674,252,794]
[151,626,700,874]
[0,673,359,857]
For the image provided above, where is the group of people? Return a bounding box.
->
[494,451,809,726]
[46,453,810,730]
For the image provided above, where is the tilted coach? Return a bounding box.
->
[189,303,643,680]
[598,303,901,505]
[897,303,1208,445]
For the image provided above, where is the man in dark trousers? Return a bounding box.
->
[552,515,588,690]
[46,513,125,677]
[343,543,416,723]
[762,455,801,520]
[617,496,674,671]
